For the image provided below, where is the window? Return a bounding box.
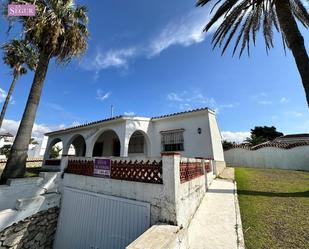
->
[128,132,144,153]
[161,129,184,152]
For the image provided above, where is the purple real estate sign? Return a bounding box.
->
[94,158,111,178]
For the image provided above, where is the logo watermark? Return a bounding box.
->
[8,4,36,16]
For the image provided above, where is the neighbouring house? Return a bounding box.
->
[0,132,14,159]
[0,132,14,148]
[273,133,309,143]
[224,134,309,171]
[42,107,225,172]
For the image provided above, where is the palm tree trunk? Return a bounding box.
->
[275,0,309,107]
[0,52,50,184]
[0,73,19,129]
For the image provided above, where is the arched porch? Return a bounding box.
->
[128,130,150,157]
[65,134,86,157]
[91,130,121,157]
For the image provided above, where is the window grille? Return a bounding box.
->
[160,129,184,152]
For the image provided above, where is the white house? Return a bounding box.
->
[0,132,14,159]
[43,107,226,172]
[0,132,14,148]
[273,133,309,143]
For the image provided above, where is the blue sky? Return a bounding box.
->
[0,0,308,142]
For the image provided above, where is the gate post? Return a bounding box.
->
[161,152,181,225]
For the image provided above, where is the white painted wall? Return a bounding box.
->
[62,155,208,227]
[208,112,225,161]
[43,110,225,168]
[224,146,309,171]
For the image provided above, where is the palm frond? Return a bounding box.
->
[196,0,309,56]
[5,0,89,62]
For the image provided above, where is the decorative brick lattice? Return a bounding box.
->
[180,162,204,183]
[65,159,94,176]
[65,159,163,184]
[111,160,163,184]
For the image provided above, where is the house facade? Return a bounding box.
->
[43,108,225,172]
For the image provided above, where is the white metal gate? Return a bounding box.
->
[54,187,150,249]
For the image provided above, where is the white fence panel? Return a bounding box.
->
[54,187,150,249]
[224,146,309,171]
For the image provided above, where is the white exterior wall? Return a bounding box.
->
[224,146,309,171]
[150,111,223,160]
[207,112,225,161]
[43,110,225,167]
[62,155,207,227]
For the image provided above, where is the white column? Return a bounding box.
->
[120,136,129,157]
[161,152,181,225]
[85,139,93,158]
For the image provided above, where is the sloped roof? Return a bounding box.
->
[275,133,309,139]
[45,107,212,136]
[45,115,123,135]
[0,132,14,137]
[151,107,211,120]
[227,141,309,151]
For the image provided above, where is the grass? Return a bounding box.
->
[0,167,42,179]
[235,167,309,249]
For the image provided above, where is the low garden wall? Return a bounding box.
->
[0,172,61,234]
[224,145,309,171]
[0,207,59,249]
[62,154,211,227]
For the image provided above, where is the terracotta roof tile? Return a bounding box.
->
[45,107,212,136]
[227,141,309,151]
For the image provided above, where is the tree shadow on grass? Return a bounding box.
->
[237,189,309,198]
[207,188,309,198]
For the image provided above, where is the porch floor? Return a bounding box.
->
[187,168,244,249]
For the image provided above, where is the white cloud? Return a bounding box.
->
[124,111,135,116]
[46,102,65,112]
[81,7,220,76]
[257,100,272,105]
[0,119,81,141]
[0,88,7,103]
[252,92,272,105]
[280,97,290,104]
[96,90,111,101]
[0,119,56,141]
[0,88,15,104]
[221,131,250,143]
[149,9,217,56]
[166,91,237,113]
[82,48,137,74]
[285,111,303,118]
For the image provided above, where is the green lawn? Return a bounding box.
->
[0,167,42,179]
[235,167,309,249]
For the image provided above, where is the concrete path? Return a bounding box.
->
[187,169,244,249]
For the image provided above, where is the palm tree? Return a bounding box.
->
[244,134,267,146]
[0,0,89,183]
[0,39,38,129]
[196,0,309,106]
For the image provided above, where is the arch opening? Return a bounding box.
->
[67,135,86,157]
[128,131,149,156]
[47,138,63,159]
[92,130,120,157]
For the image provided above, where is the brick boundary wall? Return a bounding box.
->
[0,207,59,249]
